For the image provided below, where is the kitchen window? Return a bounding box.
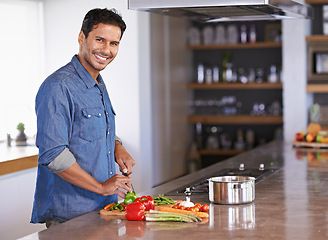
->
[0,0,45,141]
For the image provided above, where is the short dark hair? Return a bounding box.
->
[81,8,126,39]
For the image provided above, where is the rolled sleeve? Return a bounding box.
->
[48,148,76,173]
[115,135,123,145]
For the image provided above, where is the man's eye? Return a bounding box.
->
[96,38,103,42]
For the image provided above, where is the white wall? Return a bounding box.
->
[282,18,312,141]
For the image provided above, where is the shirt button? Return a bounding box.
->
[98,113,101,116]
[106,112,108,115]
[108,151,110,154]
[110,172,113,174]
[88,115,91,118]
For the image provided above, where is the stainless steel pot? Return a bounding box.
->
[208,176,255,204]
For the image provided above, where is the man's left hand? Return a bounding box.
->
[114,140,136,175]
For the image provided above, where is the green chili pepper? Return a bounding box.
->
[117,204,124,211]
[124,191,138,205]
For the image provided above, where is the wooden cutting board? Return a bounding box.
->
[293,141,328,149]
[99,203,179,219]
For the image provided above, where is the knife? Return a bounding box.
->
[124,172,135,193]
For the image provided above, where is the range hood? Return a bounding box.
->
[128,0,313,22]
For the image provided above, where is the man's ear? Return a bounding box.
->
[78,31,85,44]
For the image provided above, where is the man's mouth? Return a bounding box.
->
[94,53,108,61]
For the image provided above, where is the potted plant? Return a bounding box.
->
[16,122,27,146]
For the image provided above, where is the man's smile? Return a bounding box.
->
[94,53,109,62]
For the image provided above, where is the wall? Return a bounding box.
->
[282,18,312,142]
[150,15,190,185]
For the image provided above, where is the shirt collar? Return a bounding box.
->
[71,55,105,89]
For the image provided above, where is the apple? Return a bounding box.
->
[294,132,305,141]
[306,133,316,142]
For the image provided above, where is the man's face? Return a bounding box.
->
[78,23,121,79]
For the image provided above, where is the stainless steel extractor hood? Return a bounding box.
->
[128,0,313,22]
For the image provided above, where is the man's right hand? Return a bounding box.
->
[56,162,131,199]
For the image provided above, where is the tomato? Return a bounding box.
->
[172,205,179,209]
[193,207,200,212]
[195,203,202,208]
[179,205,186,210]
[201,204,209,212]
[185,207,191,211]
[189,207,199,212]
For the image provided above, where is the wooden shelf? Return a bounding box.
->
[199,149,245,156]
[307,84,328,92]
[187,115,283,124]
[187,42,282,50]
[187,82,283,90]
[306,35,328,42]
[306,0,328,4]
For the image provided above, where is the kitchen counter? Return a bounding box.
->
[20,140,328,239]
[0,141,38,176]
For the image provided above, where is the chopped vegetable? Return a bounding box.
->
[125,202,145,221]
[104,203,116,210]
[124,191,138,205]
[109,203,125,211]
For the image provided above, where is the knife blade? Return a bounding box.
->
[123,172,135,193]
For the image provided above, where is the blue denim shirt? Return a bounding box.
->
[31,55,117,223]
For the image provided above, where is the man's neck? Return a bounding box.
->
[76,54,99,83]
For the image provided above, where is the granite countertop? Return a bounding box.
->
[21,140,328,239]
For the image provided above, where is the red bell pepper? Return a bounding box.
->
[125,202,145,221]
[135,195,155,211]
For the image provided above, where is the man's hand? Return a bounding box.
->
[101,174,132,198]
[57,162,132,198]
[115,140,136,175]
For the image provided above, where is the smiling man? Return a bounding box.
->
[31,8,135,228]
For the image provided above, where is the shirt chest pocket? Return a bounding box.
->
[80,107,106,142]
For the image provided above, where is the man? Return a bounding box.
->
[31,8,135,227]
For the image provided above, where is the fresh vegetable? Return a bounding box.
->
[200,204,209,212]
[179,200,195,208]
[135,195,155,211]
[124,191,138,205]
[156,206,209,218]
[145,210,202,223]
[125,202,145,221]
[104,203,116,210]
[153,194,177,206]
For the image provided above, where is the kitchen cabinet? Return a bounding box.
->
[187,21,283,167]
